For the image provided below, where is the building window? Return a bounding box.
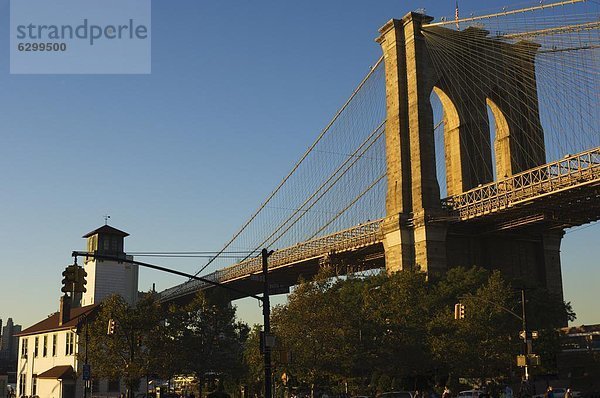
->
[19,374,26,396]
[65,332,75,355]
[32,375,37,396]
[21,338,28,358]
[52,334,57,356]
[34,336,39,357]
[43,335,48,357]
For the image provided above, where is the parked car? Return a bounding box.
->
[533,388,567,398]
[378,391,413,398]
[458,390,484,398]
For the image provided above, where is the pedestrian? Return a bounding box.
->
[442,387,451,398]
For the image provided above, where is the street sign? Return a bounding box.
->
[260,332,277,353]
[527,354,541,366]
[268,284,290,295]
[516,355,527,367]
[82,364,91,381]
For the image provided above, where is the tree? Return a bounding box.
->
[243,324,267,397]
[84,293,169,398]
[176,291,249,395]
[268,265,576,390]
[427,269,519,384]
[362,271,433,387]
[271,270,435,393]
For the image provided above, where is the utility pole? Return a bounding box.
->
[262,248,273,398]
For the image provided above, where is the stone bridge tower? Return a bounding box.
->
[377,13,563,299]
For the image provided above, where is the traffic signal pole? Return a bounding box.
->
[71,249,275,398]
[456,289,532,382]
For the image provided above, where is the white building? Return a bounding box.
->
[15,300,97,398]
[80,225,138,306]
[16,225,141,398]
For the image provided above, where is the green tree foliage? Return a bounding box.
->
[269,266,576,390]
[243,324,265,396]
[84,293,169,398]
[173,291,249,394]
[428,270,519,383]
[84,291,249,397]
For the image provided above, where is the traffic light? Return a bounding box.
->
[74,267,88,293]
[61,265,78,293]
[454,303,465,319]
[107,319,116,335]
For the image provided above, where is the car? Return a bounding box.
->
[553,388,566,398]
[378,391,413,398]
[458,390,484,398]
[532,388,567,398]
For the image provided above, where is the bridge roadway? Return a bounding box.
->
[160,146,600,303]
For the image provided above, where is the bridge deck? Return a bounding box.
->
[442,147,600,223]
[160,147,600,302]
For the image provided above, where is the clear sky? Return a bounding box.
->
[0,0,597,329]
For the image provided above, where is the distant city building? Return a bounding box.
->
[1,318,22,362]
[80,225,138,306]
[558,324,600,391]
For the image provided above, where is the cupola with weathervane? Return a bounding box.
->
[83,224,129,256]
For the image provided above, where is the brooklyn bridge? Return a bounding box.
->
[159,1,599,304]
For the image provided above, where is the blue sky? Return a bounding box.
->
[0,0,597,329]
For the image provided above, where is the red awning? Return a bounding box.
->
[37,365,75,380]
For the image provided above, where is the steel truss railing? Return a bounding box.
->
[442,147,600,220]
[160,219,384,301]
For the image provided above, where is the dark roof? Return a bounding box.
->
[82,225,129,238]
[38,365,75,379]
[16,304,99,337]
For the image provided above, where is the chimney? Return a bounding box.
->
[59,294,71,326]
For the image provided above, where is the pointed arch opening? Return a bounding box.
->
[431,86,461,198]
[486,97,510,180]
